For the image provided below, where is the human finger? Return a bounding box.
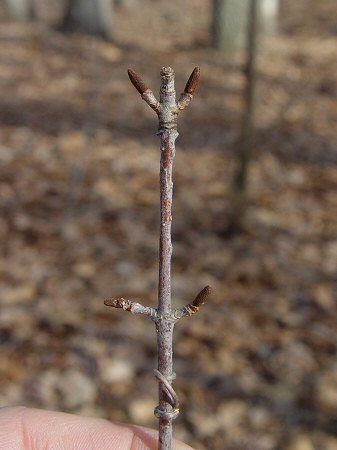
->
[0,407,193,450]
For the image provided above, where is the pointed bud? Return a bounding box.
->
[184,67,201,95]
[127,69,148,95]
[192,285,211,308]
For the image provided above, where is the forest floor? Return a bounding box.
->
[0,1,337,449]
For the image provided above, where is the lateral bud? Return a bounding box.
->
[184,67,201,95]
[172,285,212,320]
[104,297,130,309]
[192,285,212,308]
[128,69,149,95]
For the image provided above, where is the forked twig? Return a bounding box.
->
[105,66,211,450]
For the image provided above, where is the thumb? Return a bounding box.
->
[0,407,193,450]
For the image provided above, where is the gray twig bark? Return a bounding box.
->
[105,67,212,450]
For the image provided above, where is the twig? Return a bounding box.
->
[105,66,210,450]
[173,285,212,320]
[104,297,157,319]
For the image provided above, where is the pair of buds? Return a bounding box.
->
[127,66,201,96]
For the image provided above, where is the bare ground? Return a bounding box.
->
[0,1,337,449]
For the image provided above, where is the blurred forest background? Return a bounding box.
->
[0,1,336,449]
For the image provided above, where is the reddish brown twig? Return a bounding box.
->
[105,67,209,450]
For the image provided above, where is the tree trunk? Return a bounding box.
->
[260,0,279,35]
[4,0,35,21]
[212,0,249,55]
[115,0,137,6]
[226,0,258,235]
[212,0,279,55]
[60,0,114,40]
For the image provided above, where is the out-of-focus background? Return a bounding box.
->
[0,1,336,449]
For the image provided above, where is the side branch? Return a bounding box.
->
[142,90,161,114]
[178,67,201,111]
[172,285,212,320]
[128,68,160,113]
[177,93,193,111]
[104,297,157,319]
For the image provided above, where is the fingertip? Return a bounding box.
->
[0,406,26,448]
[0,407,134,449]
[0,407,193,450]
